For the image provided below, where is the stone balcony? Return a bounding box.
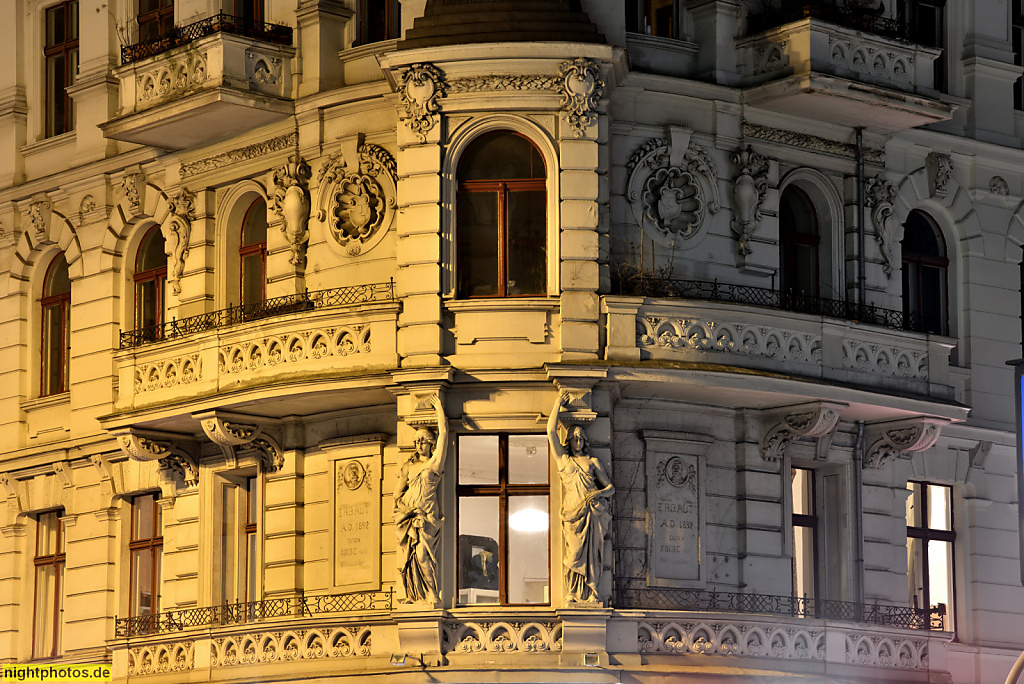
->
[101,13,295,150]
[112,285,399,416]
[603,292,956,402]
[108,589,949,682]
[737,7,954,132]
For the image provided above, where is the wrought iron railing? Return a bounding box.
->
[122,12,293,64]
[747,2,911,42]
[615,585,945,631]
[611,268,936,334]
[116,590,393,638]
[119,280,396,350]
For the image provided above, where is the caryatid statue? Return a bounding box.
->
[547,393,615,604]
[393,395,448,605]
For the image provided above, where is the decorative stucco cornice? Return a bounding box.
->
[179,132,298,180]
[741,121,885,164]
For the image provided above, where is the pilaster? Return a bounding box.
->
[263,423,305,598]
[296,0,352,97]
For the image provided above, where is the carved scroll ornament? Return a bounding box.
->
[271,154,312,268]
[761,402,845,462]
[162,188,195,296]
[865,177,897,279]
[399,63,446,142]
[863,418,945,469]
[627,138,720,246]
[113,428,199,491]
[558,58,604,138]
[730,145,769,255]
[927,152,952,198]
[316,144,397,256]
[199,414,284,472]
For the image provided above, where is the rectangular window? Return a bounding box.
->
[358,0,400,45]
[234,0,263,25]
[221,476,258,605]
[898,0,946,91]
[627,0,677,38]
[33,511,65,660]
[130,493,163,617]
[906,482,955,631]
[138,0,174,44]
[457,435,549,605]
[44,0,79,138]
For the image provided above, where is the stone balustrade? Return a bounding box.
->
[603,296,955,400]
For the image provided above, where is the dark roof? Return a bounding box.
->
[397,0,606,50]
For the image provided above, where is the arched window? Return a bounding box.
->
[902,210,948,335]
[40,254,70,396]
[135,226,167,336]
[456,131,547,298]
[779,185,820,301]
[239,198,268,308]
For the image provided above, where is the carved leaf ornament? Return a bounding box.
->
[558,58,604,138]
[865,177,897,278]
[399,63,446,142]
[730,145,769,256]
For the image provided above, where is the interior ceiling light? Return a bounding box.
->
[509,508,548,532]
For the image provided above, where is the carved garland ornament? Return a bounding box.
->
[627,138,720,245]
[865,176,897,278]
[558,58,604,138]
[399,63,446,142]
[730,145,770,255]
[316,144,397,256]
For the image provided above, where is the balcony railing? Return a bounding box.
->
[747,2,911,42]
[122,12,293,64]
[611,268,935,335]
[119,280,397,350]
[116,590,394,638]
[616,586,945,631]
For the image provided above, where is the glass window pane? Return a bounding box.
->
[242,254,264,306]
[506,190,547,295]
[47,55,65,136]
[132,549,153,614]
[928,539,954,629]
[33,564,57,658]
[153,547,162,614]
[44,257,70,297]
[458,133,545,181]
[133,494,155,540]
[906,482,922,527]
[137,229,166,273]
[907,535,926,609]
[928,485,951,531]
[456,191,500,297]
[791,468,813,516]
[43,304,65,395]
[247,477,257,524]
[507,495,549,604]
[793,524,815,600]
[46,5,64,46]
[222,485,237,603]
[458,497,500,604]
[508,435,548,484]
[242,200,268,246]
[247,532,258,602]
[67,2,78,40]
[137,280,157,330]
[458,435,499,485]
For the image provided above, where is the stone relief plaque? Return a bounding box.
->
[326,437,384,592]
[642,430,712,587]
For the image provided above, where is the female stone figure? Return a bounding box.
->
[393,395,448,604]
[547,393,615,604]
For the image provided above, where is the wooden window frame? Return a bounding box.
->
[32,511,65,660]
[134,226,167,334]
[44,0,79,138]
[40,255,71,397]
[129,493,163,618]
[239,200,267,308]
[138,0,174,43]
[234,0,264,23]
[906,482,956,631]
[779,185,821,299]
[357,0,400,45]
[457,434,550,606]
[902,211,949,335]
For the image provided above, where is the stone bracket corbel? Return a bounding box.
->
[194,411,284,473]
[546,365,608,427]
[862,417,947,469]
[761,401,846,463]
[111,427,200,496]
[0,472,24,523]
[89,453,122,506]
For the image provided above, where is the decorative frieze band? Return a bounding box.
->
[741,121,885,164]
[442,620,563,655]
[179,132,298,179]
[219,326,370,376]
[638,621,824,660]
[211,626,372,666]
[638,317,822,366]
[128,641,195,676]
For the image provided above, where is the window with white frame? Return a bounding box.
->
[221,475,259,606]
[791,466,845,604]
